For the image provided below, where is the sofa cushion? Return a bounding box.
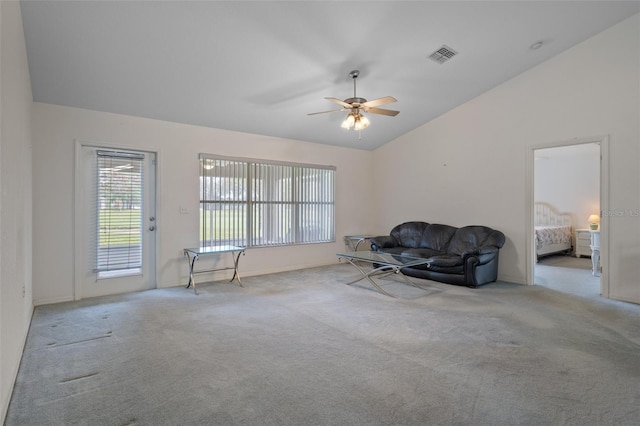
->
[401,248,444,259]
[447,226,505,255]
[420,224,457,251]
[378,247,406,256]
[390,221,430,249]
[400,249,464,273]
[426,254,464,268]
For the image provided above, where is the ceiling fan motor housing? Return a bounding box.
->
[345,97,367,106]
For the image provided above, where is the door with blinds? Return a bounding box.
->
[76,145,156,299]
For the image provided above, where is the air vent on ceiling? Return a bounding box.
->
[428,45,458,64]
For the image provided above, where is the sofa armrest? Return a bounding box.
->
[461,248,480,259]
[370,236,398,251]
[461,246,499,262]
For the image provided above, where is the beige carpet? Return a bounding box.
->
[7,264,640,425]
[535,255,600,299]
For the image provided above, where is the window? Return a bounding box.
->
[200,155,335,248]
[95,150,144,276]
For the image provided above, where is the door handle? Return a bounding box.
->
[149,225,156,231]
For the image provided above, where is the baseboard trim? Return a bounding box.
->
[608,293,640,305]
[498,274,526,285]
[33,295,75,306]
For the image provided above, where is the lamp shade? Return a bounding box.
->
[588,214,600,223]
[353,113,370,131]
[341,113,355,129]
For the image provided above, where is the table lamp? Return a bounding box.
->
[588,214,600,230]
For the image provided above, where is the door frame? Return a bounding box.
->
[525,135,609,297]
[73,139,160,300]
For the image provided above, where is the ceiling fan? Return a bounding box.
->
[308,70,399,131]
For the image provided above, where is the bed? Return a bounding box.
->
[534,202,573,260]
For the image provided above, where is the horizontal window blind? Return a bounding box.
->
[199,154,335,248]
[95,150,144,273]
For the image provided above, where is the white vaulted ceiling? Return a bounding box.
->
[20,1,640,150]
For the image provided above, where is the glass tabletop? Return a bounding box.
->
[344,235,377,240]
[337,251,430,267]
[184,245,246,255]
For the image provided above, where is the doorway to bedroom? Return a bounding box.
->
[531,139,604,299]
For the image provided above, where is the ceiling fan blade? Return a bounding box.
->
[307,108,345,116]
[365,107,400,117]
[325,97,353,109]
[361,96,397,108]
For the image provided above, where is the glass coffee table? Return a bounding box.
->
[337,251,430,297]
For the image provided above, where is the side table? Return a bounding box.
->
[575,229,592,258]
[344,235,376,251]
[183,245,246,294]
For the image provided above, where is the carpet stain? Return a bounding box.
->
[47,334,112,348]
[60,372,99,383]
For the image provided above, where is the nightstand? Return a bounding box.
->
[575,229,592,258]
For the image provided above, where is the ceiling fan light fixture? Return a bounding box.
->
[354,113,370,131]
[341,112,356,129]
[341,111,370,131]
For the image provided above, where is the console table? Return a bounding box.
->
[183,246,246,294]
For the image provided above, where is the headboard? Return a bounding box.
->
[534,202,573,227]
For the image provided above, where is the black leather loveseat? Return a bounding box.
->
[370,221,505,287]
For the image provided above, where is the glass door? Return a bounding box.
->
[77,145,156,298]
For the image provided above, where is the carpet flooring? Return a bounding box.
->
[535,255,601,299]
[6,264,640,425]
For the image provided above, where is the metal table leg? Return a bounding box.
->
[340,257,395,297]
[185,251,199,294]
[229,251,245,286]
[339,256,424,297]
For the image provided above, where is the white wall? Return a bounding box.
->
[0,1,34,421]
[32,103,374,304]
[372,14,640,303]
[535,143,600,230]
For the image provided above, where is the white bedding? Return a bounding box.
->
[535,225,572,251]
[534,202,573,258]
